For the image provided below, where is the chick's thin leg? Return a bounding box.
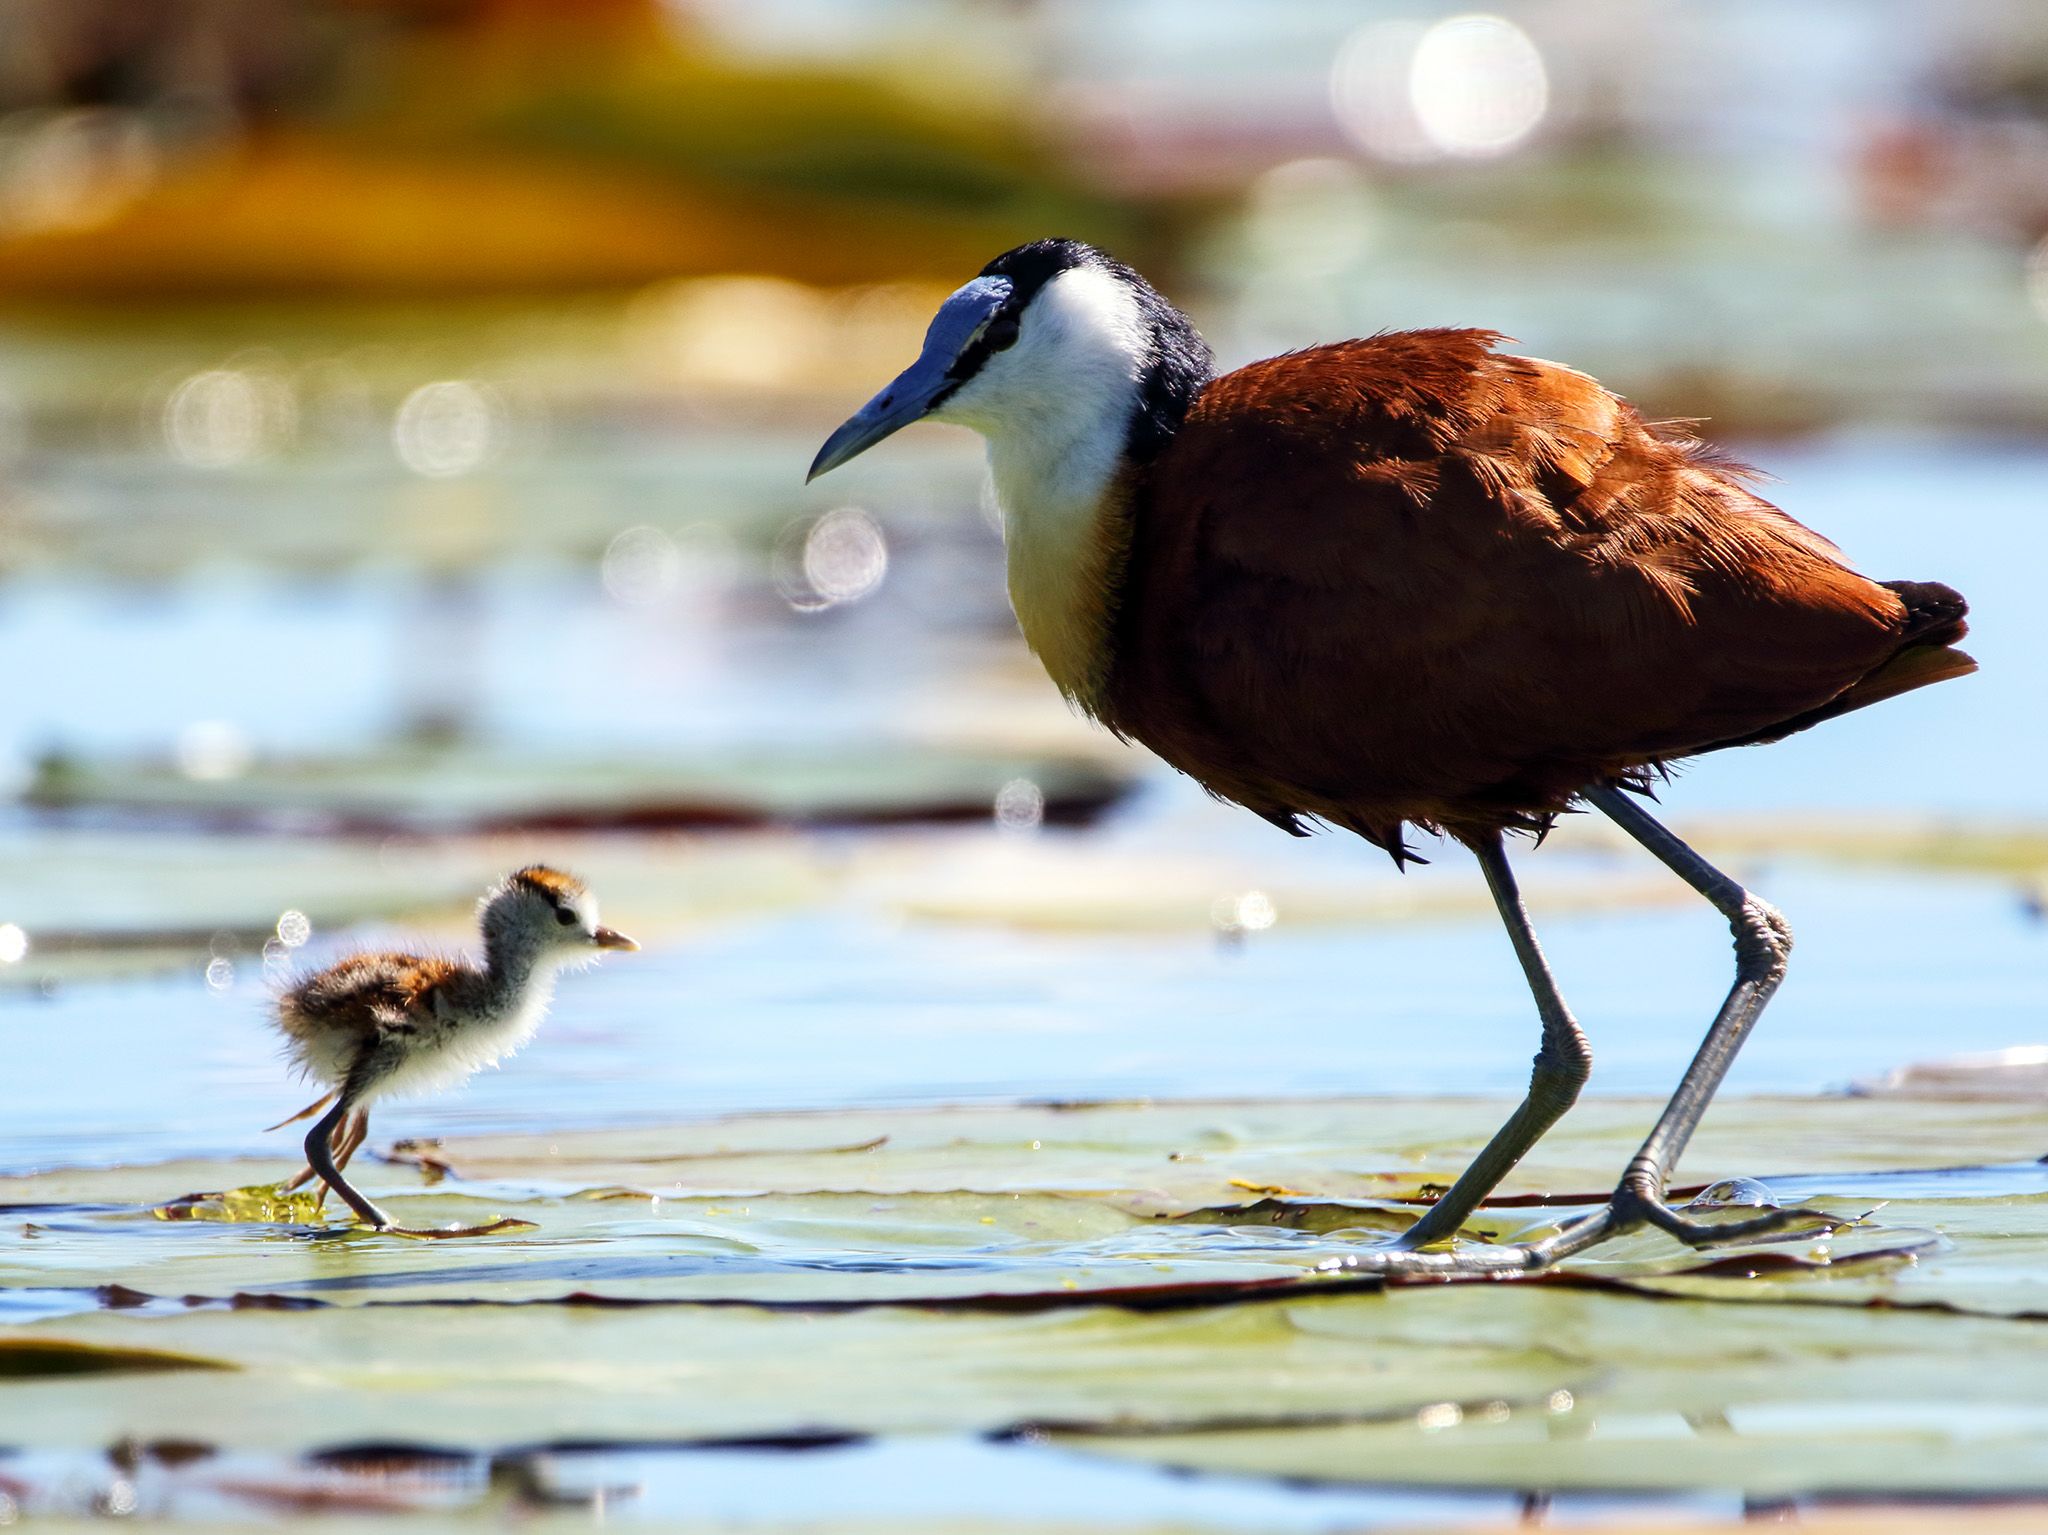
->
[304,1097,392,1229]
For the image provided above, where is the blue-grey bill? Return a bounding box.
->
[806,274,1013,482]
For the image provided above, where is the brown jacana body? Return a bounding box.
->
[810,238,1975,1276]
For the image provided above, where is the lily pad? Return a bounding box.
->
[5,1095,2048,1498]
[25,742,1132,835]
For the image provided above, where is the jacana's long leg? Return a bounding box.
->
[1581,782,1832,1245]
[1396,833,1591,1249]
[304,1096,393,1229]
[1303,795,1828,1279]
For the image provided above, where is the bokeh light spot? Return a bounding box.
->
[176,721,252,782]
[1410,15,1548,158]
[777,508,888,611]
[0,923,27,964]
[1245,158,1378,277]
[276,910,312,948]
[993,777,1045,834]
[1213,889,1278,935]
[1331,21,1435,163]
[602,525,684,607]
[394,381,500,478]
[1332,14,1546,162]
[163,369,294,468]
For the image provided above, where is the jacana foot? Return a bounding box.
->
[377,1217,538,1240]
[1317,1208,1620,1280]
[1606,1181,1844,1249]
[1321,1185,1850,1282]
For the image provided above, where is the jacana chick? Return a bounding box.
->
[810,238,1975,1278]
[271,865,637,1232]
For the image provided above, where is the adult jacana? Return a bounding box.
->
[810,238,1975,1278]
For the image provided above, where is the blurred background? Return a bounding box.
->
[2,0,2043,1167]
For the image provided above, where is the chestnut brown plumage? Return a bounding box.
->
[809,239,1974,1278]
[1110,330,1973,860]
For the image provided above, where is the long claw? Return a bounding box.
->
[1641,1199,1842,1247]
[378,1218,538,1240]
[265,1091,337,1133]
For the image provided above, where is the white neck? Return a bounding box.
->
[936,266,1149,709]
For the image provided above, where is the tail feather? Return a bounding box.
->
[1705,579,1974,751]
[1813,639,1978,724]
[1882,579,1969,648]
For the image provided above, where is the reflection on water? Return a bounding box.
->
[6,856,2041,1172]
[0,1437,1733,1527]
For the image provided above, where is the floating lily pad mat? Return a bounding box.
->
[26,743,1132,834]
[4,1093,2047,1509]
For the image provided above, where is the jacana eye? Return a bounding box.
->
[555,908,577,926]
[985,317,1020,352]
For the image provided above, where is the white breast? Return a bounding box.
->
[366,979,557,1103]
[934,266,1150,708]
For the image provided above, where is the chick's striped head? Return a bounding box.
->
[482,865,638,957]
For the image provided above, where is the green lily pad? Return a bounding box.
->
[25,742,1132,836]
[5,1094,2047,1498]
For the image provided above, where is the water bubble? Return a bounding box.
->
[993,777,1045,834]
[1688,1176,1777,1210]
[393,381,500,478]
[0,923,26,964]
[276,910,312,948]
[204,957,235,991]
[176,721,252,782]
[601,525,683,607]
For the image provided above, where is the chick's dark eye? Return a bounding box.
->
[554,907,577,926]
[985,316,1020,352]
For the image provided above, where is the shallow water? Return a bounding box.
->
[5,853,2043,1173]
[0,435,2040,1169]
[2,431,2044,1528]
